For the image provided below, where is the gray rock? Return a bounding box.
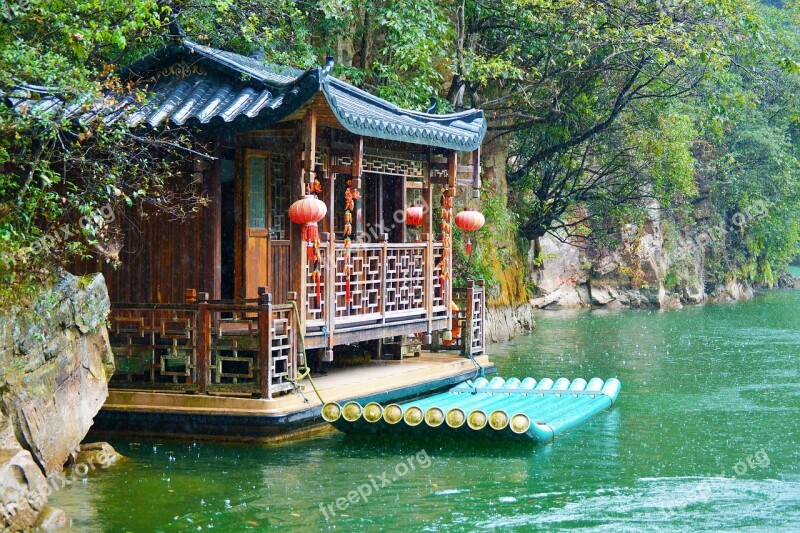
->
[0,271,114,530]
[34,506,69,530]
[0,448,48,531]
[485,304,536,343]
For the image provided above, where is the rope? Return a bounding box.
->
[467,353,485,379]
[287,300,326,405]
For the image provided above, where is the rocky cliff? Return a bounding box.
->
[530,205,756,310]
[0,272,114,531]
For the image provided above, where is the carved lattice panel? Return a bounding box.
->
[470,287,485,354]
[270,155,289,239]
[332,154,352,167]
[270,306,295,391]
[335,246,382,319]
[432,243,445,309]
[362,154,426,178]
[109,309,196,386]
[210,317,260,388]
[305,244,327,323]
[384,246,426,313]
[314,146,329,170]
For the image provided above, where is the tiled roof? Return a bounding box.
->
[2,41,486,151]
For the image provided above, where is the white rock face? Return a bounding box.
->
[527,207,755,310]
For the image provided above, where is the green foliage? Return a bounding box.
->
[0,0,207,304]
[5,0,800,306]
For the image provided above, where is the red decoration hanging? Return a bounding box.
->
[435,188,454,299]
[405,206,424,226]
[289,194,327,240]
[289,193,327,305]
[455,209,485,232]
[455,209,485,256]
[343,180,360,306]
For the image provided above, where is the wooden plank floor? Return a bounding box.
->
[103,352,493,418]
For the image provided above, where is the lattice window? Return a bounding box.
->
[432,243,445,309]
[332,154,352,167]
[384,246,426,314]
[362,154,426,178]
[210,316,261,390]
[470,288,485,353]
[335,246,382,319]
[270,155,289,239]
[270,306,294,387]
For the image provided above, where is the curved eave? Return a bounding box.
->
[322,77,486,152]
[132,69,322,136]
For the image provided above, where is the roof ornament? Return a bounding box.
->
[322,56,335,77]
[169,14,186,42]
[425,97,438,114]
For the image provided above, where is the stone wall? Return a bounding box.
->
[0,272,114,531]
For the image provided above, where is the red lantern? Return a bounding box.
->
[288,195,327,243]
[455,209,485,256]
[289,195,327,304]
[405,206,424,226]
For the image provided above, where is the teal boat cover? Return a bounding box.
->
[322,376,621,443]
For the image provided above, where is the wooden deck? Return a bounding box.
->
[92,353,494,441]
[106,280,486,400]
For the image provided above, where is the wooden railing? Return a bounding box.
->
[305,238,448,338]
[451,279,486,356]
[108,288,298,398]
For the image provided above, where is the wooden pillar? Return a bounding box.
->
[303,109,317,188]
[323,133,337,361]
[207,142,222,300]
[197,291,210,393]
[446,150,458,314]
[464,279,474,356]
[477,279,485,353]
[290,123,308,338]
[351,136,363,236]
[258,287,272,399]
[423,152,434,337]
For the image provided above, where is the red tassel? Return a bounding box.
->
[302,222,319,244]
[315,271,321,304]
[466,239,472,256]
[346,276,351,304]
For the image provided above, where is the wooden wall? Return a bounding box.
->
[70,157,221,304]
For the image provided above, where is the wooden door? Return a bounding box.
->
[267,155,291,303]
[235,150,292,301]
[243,150,269,299]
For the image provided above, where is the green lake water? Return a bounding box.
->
[50,290,800,531]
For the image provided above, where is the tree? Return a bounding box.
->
[0,0,207,303]
[443,0,755,244]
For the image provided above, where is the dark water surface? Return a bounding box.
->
[50,291,800,531]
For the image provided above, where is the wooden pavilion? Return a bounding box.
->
[57,40,489,405]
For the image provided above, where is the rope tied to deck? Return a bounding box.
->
[288,299,326,405]
[467,353,485,379]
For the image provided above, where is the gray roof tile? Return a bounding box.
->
[2,41,486,151]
